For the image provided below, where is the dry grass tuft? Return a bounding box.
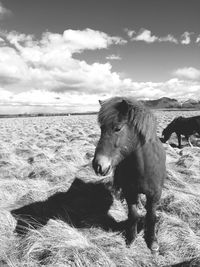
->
[0,111,200,266]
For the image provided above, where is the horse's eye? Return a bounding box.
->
[114,126,122,132]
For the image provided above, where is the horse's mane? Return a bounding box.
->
[98,97,157,143]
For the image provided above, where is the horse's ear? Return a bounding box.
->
[99,100,104,106]
[116,99,129,115]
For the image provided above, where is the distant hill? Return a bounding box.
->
[141,97,200,109]
[181,99,200,109]
[141,97,180,109]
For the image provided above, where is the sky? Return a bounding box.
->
[0,0,200,114]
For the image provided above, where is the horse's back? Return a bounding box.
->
[193,116,200,131]
[177,116,200,134]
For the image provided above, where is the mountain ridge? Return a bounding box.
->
[141,97,200,109]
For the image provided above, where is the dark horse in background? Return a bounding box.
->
[92,97,166,254]
[162,116,200,148]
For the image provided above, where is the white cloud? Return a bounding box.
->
[0,46,29,84]
[181,32,192,45]
[0,88,112,114]
[196,35,200,43]
[0,28,130,113]
[132,29,158,43]
[126,29,200,45]
[106,54,121,60]
[158,34,178,44]
[127,28,178,44]
[124,28,135,38]
[0,87,13,100]
[173,67,200,80]
[62,28,127,52]
[122,78,200,100]
[1,78,200,114]
[6,29,126,62]
[0,2,12,19]
[0,28,199,114]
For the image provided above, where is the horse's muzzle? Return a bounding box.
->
[92,155,112,176]
[159,137,166,143]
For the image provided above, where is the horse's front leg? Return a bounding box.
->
[176,133,181,148]
[144,196,159,254]
[124,196,139,246]
[185,135,193,147]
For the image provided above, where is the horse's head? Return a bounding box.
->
[161,127,170,142]
[162,117,181,142]
[92,97,157,176]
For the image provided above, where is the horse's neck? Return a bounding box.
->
[168,125,175,135]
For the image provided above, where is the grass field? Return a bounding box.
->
[0,110,200,267]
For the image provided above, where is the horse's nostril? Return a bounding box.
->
[96,164,101,174]
[92,159,102,175]
[104,165,111,176]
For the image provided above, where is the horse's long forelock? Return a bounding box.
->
[130,107,157,142]
[98,97,157,142]
[98,106,116,126]
[98,98,122,126]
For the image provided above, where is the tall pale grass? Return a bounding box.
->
[0,111,200,266]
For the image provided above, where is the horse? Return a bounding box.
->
[92,96,166,254]
[161,116,200,148]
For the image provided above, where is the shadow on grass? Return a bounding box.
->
[11,178,144,235]
[166,257,200,267]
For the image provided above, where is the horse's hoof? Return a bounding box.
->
[123,232,134,247]
[125,239,132,247]
[123,231,136,247]
[150,241,159,255]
